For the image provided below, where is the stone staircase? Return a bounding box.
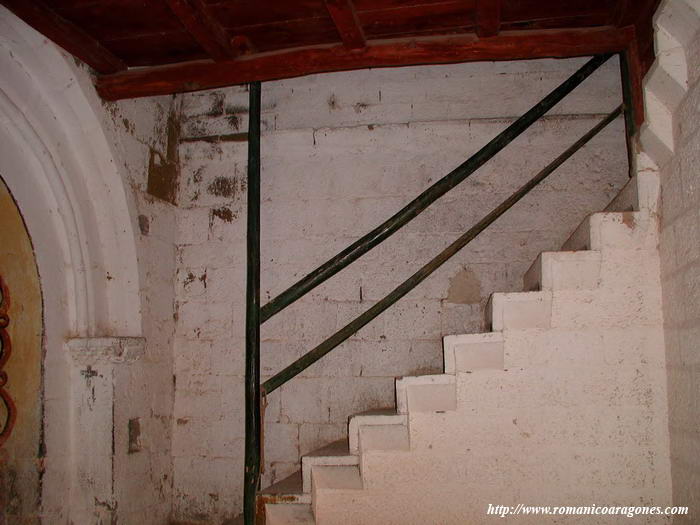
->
[639,0,699,169]
[259,170,672,524]
[256,3,700,519]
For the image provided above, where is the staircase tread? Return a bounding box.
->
[353,407,397,417]
[260,471,303,495]
[305,439,353,458]
[313,465,363,490]
[397,373,454,382]
[539,250,600,257]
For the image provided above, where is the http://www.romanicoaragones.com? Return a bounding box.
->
[487,503,689,518]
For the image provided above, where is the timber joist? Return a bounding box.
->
[1,0,659,111]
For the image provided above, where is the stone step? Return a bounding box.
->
[654,0,700,61]
[605,174,638,213]
[259,471,310,506]
[395,374,455,414]
[311,465,363,497]
[561,211,653,252]
[265,503,315,525]
[639,0,698,169]
[641,90,674,165]
[645,60,686,113]
[640,123,673,167]
[348,409,406,454]
[358,425,410,487]
[311,466,365,524]
[301,439,358,494]
[443,332,504,374]
[603,171,659,217]
[359,424,410,454]
[523,251,601,292]
[407,382,456,413]
[486,291,552,331]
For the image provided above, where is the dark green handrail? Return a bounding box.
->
[243,81,262,525]
[619,51,637,178]
[259,53,613,324]
[261,105,622,395]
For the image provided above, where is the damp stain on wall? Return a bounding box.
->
[446,267,482,304]
[207,177,238,198]
[147,107,181,205]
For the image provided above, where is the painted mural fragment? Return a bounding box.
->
[0,275,15,446]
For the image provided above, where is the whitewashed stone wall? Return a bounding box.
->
[655,14,700,523]
[98,96,179,523]
[70,65,180,523]
[172,57,629,521]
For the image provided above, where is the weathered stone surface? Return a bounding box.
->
[172,56,630,521]
[652,1,700,522]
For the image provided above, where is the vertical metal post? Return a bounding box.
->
[619,51,637,178]
[243,80,262,525]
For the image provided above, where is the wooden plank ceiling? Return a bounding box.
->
[1,0,660,101]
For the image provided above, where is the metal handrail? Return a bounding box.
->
[259,53,613,323]
[243,81,262,525]
[619,51,637,178]
[261,105,622,395]
[243,53,633,525]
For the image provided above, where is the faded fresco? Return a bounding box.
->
[0,176,43,523]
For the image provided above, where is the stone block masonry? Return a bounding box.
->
[172,57,629,522]
[95,97,179,524]
[649,1,700,521]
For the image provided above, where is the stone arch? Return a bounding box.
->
[0,7,143,520]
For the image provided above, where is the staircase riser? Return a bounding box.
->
[396,375,454,414]
[302,456,358,494]
[562,212,657,252]
[443,333,503,374]
[266,503,315,525]
[348,414,406,454]
[406,383,456,412]
[488,292,552,331]
[523,252,602,292]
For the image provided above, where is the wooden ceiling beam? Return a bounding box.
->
[612,0,630,26]
[622,32,645,128]
[476,0,501,38]
[96,26,634,101]
[635,0,663,71]
[0,0,126,74]
[165,0,235,60]
[324,0,366,49]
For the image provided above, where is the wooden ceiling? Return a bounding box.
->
[1,0,660,101]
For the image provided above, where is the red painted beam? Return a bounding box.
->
[96,26,634,101]
[612,0,630,26]
[635,0,663,72]
[612,0,661,73]
[624,31,646,128]
[476,0,501,38]
[0,0,126,74]
[324,0,366,49]
[230,35,256,56]
[165,0,235,61]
